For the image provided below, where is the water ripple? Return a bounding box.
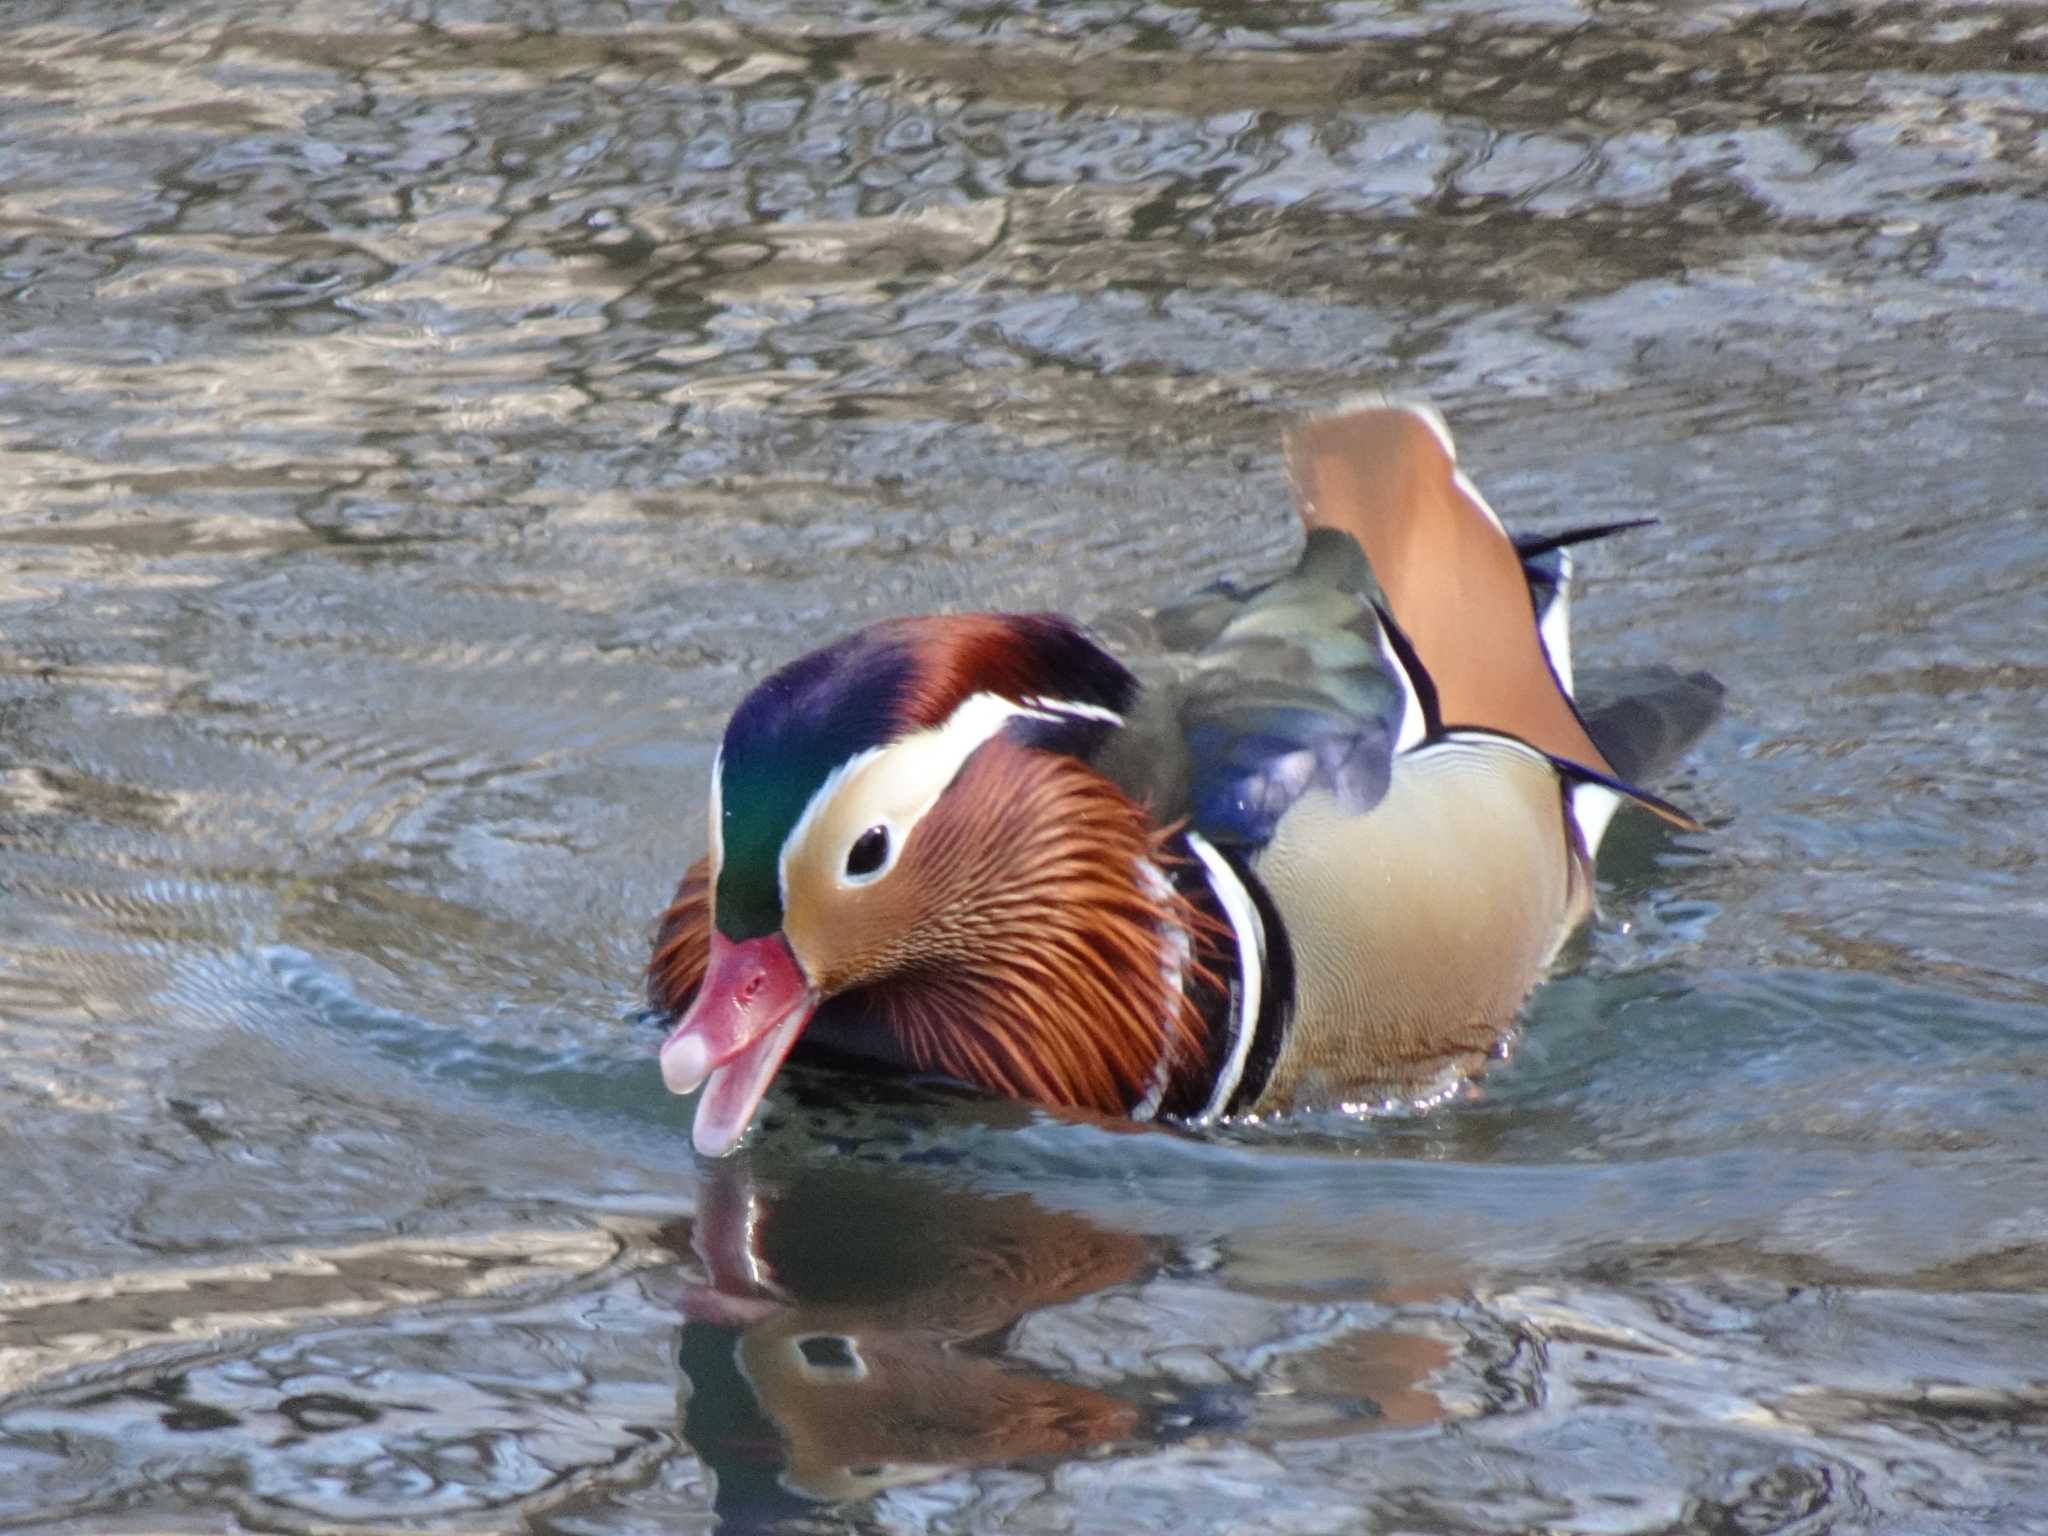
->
[4,0,2047,1529]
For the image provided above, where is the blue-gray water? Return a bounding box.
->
[3,2,2046,1531]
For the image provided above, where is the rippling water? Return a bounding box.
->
[3,1,2046,1531]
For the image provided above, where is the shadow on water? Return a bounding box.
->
[3,0,2048,1530]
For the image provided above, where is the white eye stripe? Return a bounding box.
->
[1019,694,1124,726]
[775,690,1121,905]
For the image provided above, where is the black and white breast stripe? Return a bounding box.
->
[1181,832,1264,1120]
[1148,832,1293,1123]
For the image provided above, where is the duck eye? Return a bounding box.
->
[844,825,890,880]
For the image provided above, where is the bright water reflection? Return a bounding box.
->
[3,0,2047,1531]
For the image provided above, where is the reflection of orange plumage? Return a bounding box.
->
[1206,1222,1468,1436]
[734,1173,1155,1335]
[738,1318,1139,1503]
[1277,1327,1452,1432]
[676,1164,1158,1508]
[673,1158,1477,1520]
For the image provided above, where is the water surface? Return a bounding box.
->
[3,1,2047,1531]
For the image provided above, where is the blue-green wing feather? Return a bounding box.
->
[1100,529,1420,849]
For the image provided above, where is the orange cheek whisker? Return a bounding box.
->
[648,855,713,1015]
[860,740,1226,1116]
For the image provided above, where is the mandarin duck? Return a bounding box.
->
[650,401,1722,1156]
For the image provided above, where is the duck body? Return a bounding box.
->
[650,402,1721,1156]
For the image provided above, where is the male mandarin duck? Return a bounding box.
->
[649,401,1722,1156]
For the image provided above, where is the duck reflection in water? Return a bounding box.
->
[667,1154,1456,1527]
[671,1154,1152,1523]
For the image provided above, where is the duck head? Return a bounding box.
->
[650,613,1215,1157]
